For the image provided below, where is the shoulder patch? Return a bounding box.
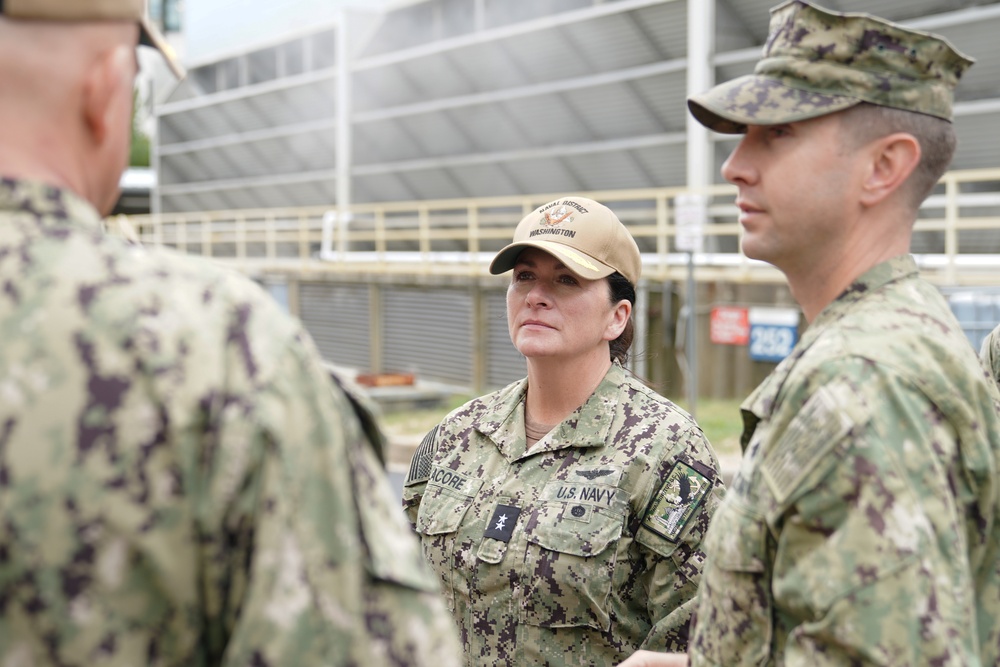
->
[761,380,863,504]
[641,461,713,543]
[404,425,439,487]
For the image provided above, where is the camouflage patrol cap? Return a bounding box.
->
[490,196,642,286]
[1,0,185,79]
[688,0,974,133]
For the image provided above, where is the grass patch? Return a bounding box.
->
[672,397,744,459]
[379,393,475,439]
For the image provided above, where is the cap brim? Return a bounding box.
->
[489,241,615,281]
[140,16,185,80]
[688,74,859,133]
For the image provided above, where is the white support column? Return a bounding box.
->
[687,0,714,195]
[335,8,353,256]
[683,0,715,418]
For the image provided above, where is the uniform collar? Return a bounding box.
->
[738,255,918,450]
[474,362,625,462]
[0,177,105,233]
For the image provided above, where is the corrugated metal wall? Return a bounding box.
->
[486,291,525,389]
[382,287,475,386]
[299,283,372,370]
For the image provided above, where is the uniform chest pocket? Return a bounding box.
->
[414,468,483,613]
[415,468,483,535]
[520,500,625,632]
[692,500,772,667]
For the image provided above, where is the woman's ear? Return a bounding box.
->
[604,300,632,341]
[860,132,921,208]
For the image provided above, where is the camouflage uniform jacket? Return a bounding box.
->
[0,178,461,667]
[690,255,1000,666]
[402,361,724,666]
[980,322,1000,390]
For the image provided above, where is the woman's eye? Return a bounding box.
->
[514,270,533,281]
[558,274,579,285]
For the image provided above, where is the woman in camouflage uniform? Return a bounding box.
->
[403,196,724,666]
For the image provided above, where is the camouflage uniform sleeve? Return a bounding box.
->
[401,425,439,527]
[197,293,460,666]
[980,323,1000,390]
[636,427,725,652]
[764,360,984,664]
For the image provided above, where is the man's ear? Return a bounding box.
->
[860,132,921,208]
[81,45,133,145]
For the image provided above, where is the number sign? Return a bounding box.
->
[748,307,799,362]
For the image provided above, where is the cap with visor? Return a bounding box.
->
[0,0,185,79]
[688,0,973,134]
[490,196,641,287]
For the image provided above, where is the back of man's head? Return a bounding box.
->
[1,0,181,77]
[0,0,181,215]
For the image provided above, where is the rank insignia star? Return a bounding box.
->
[484,504,521,543]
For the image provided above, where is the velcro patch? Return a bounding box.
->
[540,482,620,509]
[641,461,712,543]
[425,464,476,495]
[484,504,521,543]
[762,380,861,504]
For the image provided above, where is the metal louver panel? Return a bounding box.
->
[382,287,474,386]
[486,290,525,390]
[298,283,372,370]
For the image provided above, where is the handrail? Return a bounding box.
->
[115,167,1000,286]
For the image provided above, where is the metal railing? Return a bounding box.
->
[112,167,1000,286]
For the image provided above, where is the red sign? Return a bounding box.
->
[710,306,750,345]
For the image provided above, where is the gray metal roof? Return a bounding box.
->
[155,0,1000,213]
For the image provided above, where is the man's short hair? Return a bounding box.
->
[839,103,957,209]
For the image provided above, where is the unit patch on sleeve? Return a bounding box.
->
[641,461,712,542]
[483,504,521,543]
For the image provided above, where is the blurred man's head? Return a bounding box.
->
[0,0,181,215]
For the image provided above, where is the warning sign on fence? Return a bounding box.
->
[709,306,750,345]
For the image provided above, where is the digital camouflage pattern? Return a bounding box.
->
[980,323,1000,390]
[688,0,974,134]
[0,178,461,667]
[690,256,1000,666]
[402,362,724,666]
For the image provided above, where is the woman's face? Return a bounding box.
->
[506,248,629,362]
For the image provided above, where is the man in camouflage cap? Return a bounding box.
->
[0,2,460,665]
[620,2,1000,666]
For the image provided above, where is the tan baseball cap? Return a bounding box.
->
[490,196,642,286]
[1,0,185,79]
[688,0,972,134]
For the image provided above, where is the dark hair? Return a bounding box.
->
[606,272,636,364]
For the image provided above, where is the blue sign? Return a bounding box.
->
[748,308,800,362]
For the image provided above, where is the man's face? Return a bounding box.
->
[721,112,863,276]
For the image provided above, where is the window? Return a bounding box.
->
[149,0,183,33]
